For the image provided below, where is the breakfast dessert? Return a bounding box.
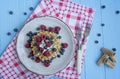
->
[25,25,68,67]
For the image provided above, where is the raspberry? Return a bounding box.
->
[44,61,50,67]
[29,51,34,57]
[25,43,31,48]
[40,25,46,30]
[62,43,68,48]
[55,26,61,32]
[36,36,42,42]
[35,57,41,63]
[48,27,54,32]
[46,41,52,47]
[43,51,50,57]
[41,35,46,40]
[39,47,44,52]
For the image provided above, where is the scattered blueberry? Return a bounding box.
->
[101,5,106,9]
[29,7,34,11]
[9,11,13,15]
[112,48,116,51]
[101,23,105,27]
[23,12,27,15]
[97,33,101,37]
[7,32,11,36]
[13,28,18,32]
[94,40,99,44]
[115,10,119,14]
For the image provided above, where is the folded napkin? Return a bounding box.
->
[0,0,94,79]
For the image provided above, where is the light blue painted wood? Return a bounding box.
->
[0,0,120,79]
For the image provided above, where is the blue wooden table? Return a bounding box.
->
[0,0,120,79]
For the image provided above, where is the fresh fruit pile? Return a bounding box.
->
[25,25,68,67]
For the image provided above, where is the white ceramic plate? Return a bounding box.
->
[16,16,75,75]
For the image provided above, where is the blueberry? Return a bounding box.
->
[28,55,31,58]
[50,36,54,40]
[94,40,99,44]
[36,49,40,53]
[46,36,49,40]
[31,57,34,60]
[97,33,101,37]
[50,41,54,44]
[57,36,62,39]
[7,32,11,36]
[57,55,60,58]
[44,46,47,49]
[13,28,18,32]
[101,5,106,9]
[60,48,65,55]
[23,12,27,15]
[36,27,40,30]
[27,40,31,43]
[101,23,105,27]
[116,10,119,14]
[50,59,52,63]
[112,48,116,51]
[33,43,37,46]
[55,31,59,34]
[33,32,37,35]
[52,48,57,52]
[60,48,65,52]
[9,11,13,15]
[29,7,34,11]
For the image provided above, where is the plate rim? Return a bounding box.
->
[16,16,75,76]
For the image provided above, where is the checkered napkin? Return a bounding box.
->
[0,0,94,79]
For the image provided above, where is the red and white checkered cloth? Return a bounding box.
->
[0,0,94,79]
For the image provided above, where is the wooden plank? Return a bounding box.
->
[101,0,120,79]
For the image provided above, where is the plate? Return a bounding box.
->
[16,16,75,75]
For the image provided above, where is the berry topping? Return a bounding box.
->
[36,36,42,42]
[46,41,52,47]
[25,43,31,48]
[29,51,34,57]
[57,36,62,39]
[35,57,41,63]
[44,61,50,67]
[40,25,46,30]
[52,48,57,52]
[41,35,46,40]
[36,42,41,46]
[43,51,50,57]
[55,26,61,32]
[62,43,68,48]
[57,55,60,58]
[48,27,54,32]
[39,47,44,52]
